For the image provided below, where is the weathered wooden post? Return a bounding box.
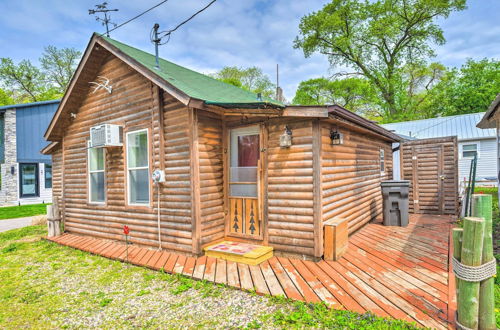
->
[47,198,61,237]
[457,217,484,329]
[452,228,463,303]
[471,194,496,330]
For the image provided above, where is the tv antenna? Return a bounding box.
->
[89,2,119,37]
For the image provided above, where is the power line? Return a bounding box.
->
[157,0,217,44]
[100,0,170,36]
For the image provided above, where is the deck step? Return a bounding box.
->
[204,241,273,266]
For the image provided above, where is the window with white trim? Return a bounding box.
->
[380,148,385,172]
[126,129,150,205]
[462,143,478,159]
[88,142,105,203]
[45,164,52,189]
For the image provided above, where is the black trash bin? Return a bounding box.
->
[381,180,409,227]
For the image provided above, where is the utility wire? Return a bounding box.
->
[157,0,216,44]
[100,0,170,36]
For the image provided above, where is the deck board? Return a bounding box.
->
[46,213,453,329]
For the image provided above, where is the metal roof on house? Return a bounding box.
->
[381,112,496,141]
[0,99,60,111]
[102,36,283,108]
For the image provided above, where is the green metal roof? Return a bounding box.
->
[101,35,283,108]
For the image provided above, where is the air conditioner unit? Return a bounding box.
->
[90,124,123,148]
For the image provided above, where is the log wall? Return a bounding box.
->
[267,120,316,257]
[196,111,225,246]
[320,122,393,234]
[56,53,193,253]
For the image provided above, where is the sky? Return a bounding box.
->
[0,0,499,101]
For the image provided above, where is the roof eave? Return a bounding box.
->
[477,93,500,129]
[327,105,402,142]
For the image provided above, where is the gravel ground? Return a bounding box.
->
[0,228,286,329]
[0,226,420,329]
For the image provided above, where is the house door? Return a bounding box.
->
[227,125,262,239]
[19,163,39,198]
[411,146,445,214]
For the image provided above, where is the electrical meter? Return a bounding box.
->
[152,169,165,183]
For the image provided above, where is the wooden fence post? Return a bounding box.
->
[471,194,496,330]
[452,228,463,303]
[457,217,484,329]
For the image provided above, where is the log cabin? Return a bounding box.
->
[42,33,401,261]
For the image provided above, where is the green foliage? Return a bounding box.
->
[169,275,194,295]
[0,45,80,105]
[425,58,500,117]
[0,58,54,103]
[292,77,378,115]
[40,46,81,93]
[0,203,49,220]
[0,88,13,106]
[212,66,276,98]
[0,225,46,243]
[263,301,418,329]
[294,0,466,121]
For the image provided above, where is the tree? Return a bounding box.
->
[294,0,466,121]
[293,77,378,116]
[212,66,276,98]
[0,58,53,102]
[40,46,82,93]
[387,61,446,122]
[425,59,500,116]
[0,88,13,106]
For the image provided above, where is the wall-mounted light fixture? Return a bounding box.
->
[330,128,343,145]
[280,125,292,148]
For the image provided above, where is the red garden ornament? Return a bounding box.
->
[124,225,130,264]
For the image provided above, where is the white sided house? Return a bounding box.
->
[382,112,497,185]
[0,100,59,206]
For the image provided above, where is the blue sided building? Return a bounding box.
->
[0,100,60,205]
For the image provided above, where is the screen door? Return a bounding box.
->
[228,126,261,238]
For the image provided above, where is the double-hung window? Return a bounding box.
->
[88,143,105,203]
[380,149,385,173]
[126,129,150,205]
[462,143,478,159]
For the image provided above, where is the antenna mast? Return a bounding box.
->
[151,23,161,69]
[276,64,279,100]
[89,2,119,37]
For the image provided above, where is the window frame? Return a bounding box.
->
[126,128,151,206]
[380,148,385,174]
[461,143,479,159]
[44,164,52,189]
[87,141,106,204]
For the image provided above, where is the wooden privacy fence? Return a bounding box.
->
[401,137,459,215]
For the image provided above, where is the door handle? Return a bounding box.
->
[439,175,446,180]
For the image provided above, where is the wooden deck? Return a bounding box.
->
[47,214,455,329]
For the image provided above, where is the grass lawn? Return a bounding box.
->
[0,203,49,220]
[0,226,419,329]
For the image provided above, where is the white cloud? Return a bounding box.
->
[0,0,498,100]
